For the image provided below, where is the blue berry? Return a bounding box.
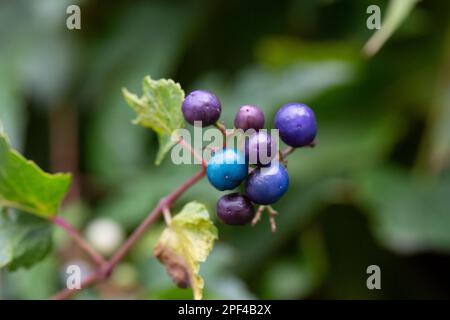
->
[234,105,265,131]
[275,103,317,147]
[216,193,255,225]
[245,131,277,166]
[245,162,289,205]
[207,149,248,191]
[182,90,221,127]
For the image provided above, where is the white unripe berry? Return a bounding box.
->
[85,218,125,256]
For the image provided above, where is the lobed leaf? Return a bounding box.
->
[122,76,185,165]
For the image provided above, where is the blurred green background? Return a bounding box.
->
[1,0,450,299]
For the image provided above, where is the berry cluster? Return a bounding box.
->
[181,90,317,230]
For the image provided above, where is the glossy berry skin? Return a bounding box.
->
[234,105,265,131]
[216,193,255,225]
[275,103,317,147]
[245,162,289,205]
[182,90,221,127]
[245,131,277,166]
[207,149,248,191]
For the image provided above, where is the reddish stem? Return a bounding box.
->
[281,146,295,159]
[50,168,206,300]
[105,168,205,274]
[51,216,106,267]
[50,272,99,300]
[179,138,206,168]
[49,132,303,299]
[214,122,228,147]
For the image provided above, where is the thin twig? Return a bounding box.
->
[251,205,278,233]
[214,122,228,147]
[50,272,99,300]
[179,138,206,168]
[251,205,265,226]
[279,141,316,162]
[49,126,303,299]
[266,206,278,233]
[50,168,206,300]
[162,206,172,226]
[51,216,106,267]
[281,146,295,159]
[104,169,205,275]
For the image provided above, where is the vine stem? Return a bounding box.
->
[178,137,206,168]
[50,141,298,300]
[51,216,106,267]
[214,122,228,147]
[281,146,295,159]
[279,141,315,162]
[50,272,98,300]
[50,168,206,300]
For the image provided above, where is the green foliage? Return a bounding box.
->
[1,0,450,300]
[0,134,71,219]
[0,209,52,271]
[154,202,218,300]
[356,168,450,253]
[123,76,185,165]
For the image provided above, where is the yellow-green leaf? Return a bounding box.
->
[122,76,185,165]
[154,202,218,300]
[0,133,71,218]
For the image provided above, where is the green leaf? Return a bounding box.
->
[363,0,420,56]
[0,133,71,218]
[122,76,185,165]
[0,210,53,271]
[154,201,218,300]
[356,167,450,253]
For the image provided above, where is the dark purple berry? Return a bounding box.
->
[234,105,265,131]
[245,131,277,166]
[216,193,255,225]
[274,103,317,147]
[182,90,221,127]
[245,162,289,205]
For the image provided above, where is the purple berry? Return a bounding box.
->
[216,193,255,225]
[245,162,289,205]
[234,105,265,131]
[245,131,277,166]
[274,103,317,147]
[182,90,221,127]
